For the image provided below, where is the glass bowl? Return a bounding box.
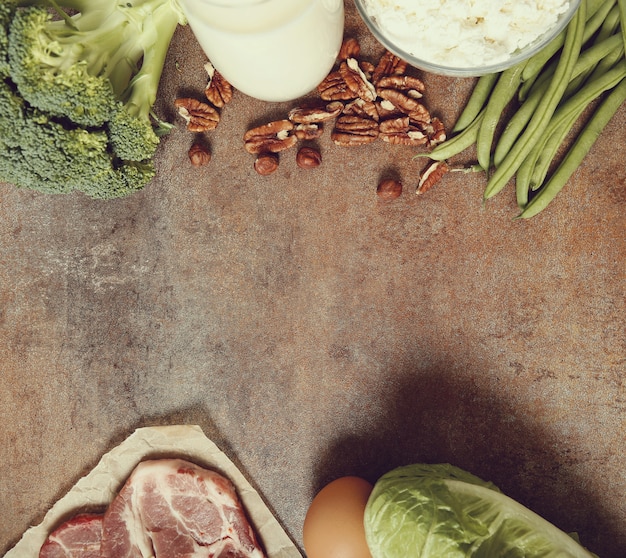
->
[353,0,582,77]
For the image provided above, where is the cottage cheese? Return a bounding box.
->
[361,0,571,69]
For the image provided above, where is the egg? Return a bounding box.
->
[303,476,374,558]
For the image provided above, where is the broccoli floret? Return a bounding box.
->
[8,0,185,160]
[0,76,155,198]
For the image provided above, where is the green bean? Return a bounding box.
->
[516,114,577,207]
[521,0,615,84]
[586,44,625,86]
[516,59,626,203]
[483,3,586,200]
[475,62,527,170]
[518,77,626,218]
[618,0,626,54]
[525,59,626,191]
[494,74,550,166]
[519,26,622,102]
[452,73,499,133]
[415,109,485,162]
[499,30,615,162]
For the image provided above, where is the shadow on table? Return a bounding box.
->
[313,363,621,558]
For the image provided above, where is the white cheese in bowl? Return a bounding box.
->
[360,0,571,69]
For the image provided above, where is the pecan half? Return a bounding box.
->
[288,102,343,124]
[339,58,377,102]
[343,98,379,122]
[378,89,431,124]
[425,116,447,145]
[375,99,404,120]
[417,160,450,194]
[331,115,379,146]
[294,123,323,140]
[204,62,233,108]
[379,117,429,146]
[376,75,425,98]
[372,51,408,84]
[338,37,361,61]
[318,71,356,101]
[175,98,220,132]
[244,120,297,154]
[379,116,409,135]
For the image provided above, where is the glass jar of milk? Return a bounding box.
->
[179,0,345,102]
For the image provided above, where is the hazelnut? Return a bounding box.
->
[296,146,322,169]
[377,179,402,200]
[254,152,279,175]
[188,142,211,167]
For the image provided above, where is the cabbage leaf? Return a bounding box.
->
[363,464,598,558]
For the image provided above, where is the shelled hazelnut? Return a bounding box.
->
[296,146,322,169]
[254,152,280,175]
[188,142,211,167]
[377,179,402,200]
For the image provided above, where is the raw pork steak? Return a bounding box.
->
[101,458,267,558]
[39,513,103,558]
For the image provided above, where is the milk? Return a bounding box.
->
[180,0,345,102]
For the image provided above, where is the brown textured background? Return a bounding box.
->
[1,2,625,557]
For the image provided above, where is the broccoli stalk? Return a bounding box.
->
[9,0,185,157]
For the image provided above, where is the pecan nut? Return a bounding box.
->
[338,37,361,61]
[317,70,356,101]
[417,161,450,194]
[376,74,425,98]
[425,116,447,145]
[372,51,408,84]
[288,102,343,124]
[339,58,377,102]
[342,98,379,121]
[377,89,432,124]
[294,123,323,141]
[204,62,233,108]
[331,115,379,146]
[243,120,297,154]
[379,117,428,146]
[175,98,220,132]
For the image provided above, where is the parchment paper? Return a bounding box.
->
[5,425,303,558]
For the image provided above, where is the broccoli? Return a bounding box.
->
[0,1,16,77]
[0,77,156,199]
[0,0,186,199]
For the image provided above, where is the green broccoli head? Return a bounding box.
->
[0,76,25,147]
[0,1,17,78]
[8,6,119,127]
[1,0,186,198]
[7,0,185,148]
[108,103,161,163]
[0,78,154,199]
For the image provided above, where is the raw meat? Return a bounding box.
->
[101,458,267,558]
[39,513,103,558]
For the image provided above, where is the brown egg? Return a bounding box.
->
[303,476,374,558]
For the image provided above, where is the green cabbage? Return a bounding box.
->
[363,464,598,558]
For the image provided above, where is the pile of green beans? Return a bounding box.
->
[422,0,626,218]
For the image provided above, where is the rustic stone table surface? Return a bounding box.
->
[1,3,625,557]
